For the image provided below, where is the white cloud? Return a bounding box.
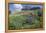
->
[14,4,23,12]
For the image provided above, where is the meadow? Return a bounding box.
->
[8,10,43,30]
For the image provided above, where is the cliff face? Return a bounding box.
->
[13,11,34,16]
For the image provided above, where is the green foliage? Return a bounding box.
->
[8,15,26,30]
[8,13,43,30]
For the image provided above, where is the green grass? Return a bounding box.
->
[8,10,43,30]
[8,15,43,30]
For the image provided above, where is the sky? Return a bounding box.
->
[9,4,43,14]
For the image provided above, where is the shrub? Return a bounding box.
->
[8,15,43,30]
